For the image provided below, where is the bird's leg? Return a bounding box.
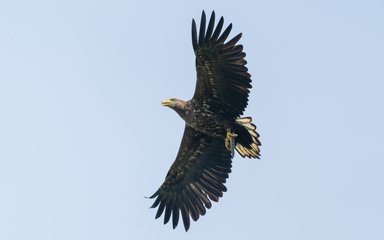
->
[225,129,238,158]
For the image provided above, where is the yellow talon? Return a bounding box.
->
[225,130,238,157]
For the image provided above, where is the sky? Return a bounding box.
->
[0,0,383,239]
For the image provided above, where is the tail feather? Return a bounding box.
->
[235,117,261,159]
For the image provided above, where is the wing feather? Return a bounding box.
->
[205,11,215,41]
[191,19,198,51]
[211,16,224,41]
[223,33,242,49]
[180,202,190,231]
[172,198,180,229]
[198,11,206,44]
[217,23,232,43]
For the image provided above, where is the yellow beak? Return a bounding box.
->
[161,99,174,107]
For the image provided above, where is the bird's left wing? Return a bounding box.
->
[149,125,232,231]
[191,11,252,118]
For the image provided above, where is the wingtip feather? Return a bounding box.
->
[218,23,232,43]
[211,16,224,41]
[199,11,206,44]
[205,11,215,41]
[192,19,198,51]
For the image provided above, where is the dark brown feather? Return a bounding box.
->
[192,19,198,51]
[224,33,242,49]
[155,200,166,219]
[199,11,206,44]
[211,16,224,41]
[217,23,232,43]
[205,11,215,41]
[172,199,180,229]
[180,203,190,231]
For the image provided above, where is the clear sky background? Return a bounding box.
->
[0,0,383,239]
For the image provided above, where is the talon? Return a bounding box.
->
[225,129,238,157]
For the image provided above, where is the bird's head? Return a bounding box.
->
[161,98,188,119]
[161,98,185,109]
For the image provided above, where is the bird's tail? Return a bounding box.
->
[234,117,261,158]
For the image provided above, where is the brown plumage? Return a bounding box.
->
[150,10,261,231]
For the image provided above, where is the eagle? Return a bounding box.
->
[149,11,261,231]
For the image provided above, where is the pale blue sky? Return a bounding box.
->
[0,0,383,239]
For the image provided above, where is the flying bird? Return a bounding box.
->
[149,10,261,231]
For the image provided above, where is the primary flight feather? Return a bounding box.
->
[150,10,261,231]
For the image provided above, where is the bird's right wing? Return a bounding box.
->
[149,125,232,231]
